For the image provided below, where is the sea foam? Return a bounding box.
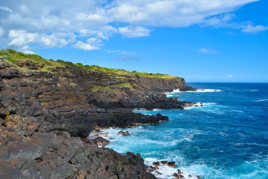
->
[144,158,200,179]
[184,102,216,110]
[256,99,268,102]
[165,88,222,97]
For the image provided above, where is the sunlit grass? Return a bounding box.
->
[0,49,180,80]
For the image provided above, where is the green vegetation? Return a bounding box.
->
[0,49,180,79]
[1,49,50,65]
[0,49,64,72]
[111,82,134,90]
[91,83,135,94]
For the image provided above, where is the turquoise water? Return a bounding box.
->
[104,83,268,179]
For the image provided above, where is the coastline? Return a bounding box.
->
[0,50,197,178]
[90,128,201,179]
[89,106,203,179]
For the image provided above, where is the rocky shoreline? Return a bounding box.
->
[0,50,197,178]
[90,118,202,179]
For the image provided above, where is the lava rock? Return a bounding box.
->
[118,131,130,136]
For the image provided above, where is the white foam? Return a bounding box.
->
[144,158,200,179]
[184,102,216,110]
[184,102,203,110]
[173,89,181,93]
[165,88,222,97]
[190,89,222,93]
[256,99,268,102]
[143,139,185,146]
[232,109,244,113]
[92,128,122,141]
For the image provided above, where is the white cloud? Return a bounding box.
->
[8,29,71,48]
[106,49,136,56]
[79,26,117,40]
[119,26,151,38]
[0,6,13,13]
[199,48,218,54]
[0,27,4,37]
[0,0,260,51]
[228,74,233,78]
[108,0,258,27]
[8,30,37,47]
[204,13,235,26]
[74,38,102,51]
[21,45,35,54]
[242,24,268,33]
[74,41,98,51]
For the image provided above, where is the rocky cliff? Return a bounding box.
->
[0,49,193,179]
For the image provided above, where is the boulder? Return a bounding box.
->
[118,131,130,136]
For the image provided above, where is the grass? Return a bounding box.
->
[0,49,64,72]
[0,49,181,80]
[91,82,135,93]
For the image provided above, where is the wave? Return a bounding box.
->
[184,102,217,110]
[256,99,268,102]
[232,109,244,113]
[250,89,259,92]
[234,142,268,147]
[165,88,222,97]
[143,138,187,146]
[92,128,125,141]
[144,158,200,179]
[145,156,268,179]
[192,89,222,93]
[178,88,222,93]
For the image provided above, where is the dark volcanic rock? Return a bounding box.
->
[92,137,110,147]
[0,160,24,179]
[0,57,194,179]
[0,119,156,179]
[0,59,192,136]
[118,131,130,136]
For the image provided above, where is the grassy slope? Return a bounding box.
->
[0,49,180,80]
[0,49,183,93]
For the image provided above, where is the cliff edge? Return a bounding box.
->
[0,49,193,178]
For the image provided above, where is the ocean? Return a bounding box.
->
[101,83,268,179]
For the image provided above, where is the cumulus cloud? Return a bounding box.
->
[74,38,102,51]
[242,24,268,33]
[118,26,151,38]
[0,0,260,51]
[8,30,71,48]
[21,45,35,54]
[106,49,136,56]
[0,27,4,37]
[199,48,218,54]
[0,6,13,13]
[108,0,258,27]
[8,30,37,47]
[227,74,233,78]
[203,13,236,26]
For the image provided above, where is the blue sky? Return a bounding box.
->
[0,0,267,82]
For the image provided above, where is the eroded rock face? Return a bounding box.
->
[0,59,194,179]
[0,116,156,179]
[0,60,192,137]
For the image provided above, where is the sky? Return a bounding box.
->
[0,0,267,82]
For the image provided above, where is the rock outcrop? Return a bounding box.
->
[0,49,194,178]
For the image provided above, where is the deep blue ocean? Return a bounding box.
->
[102,83,268,179]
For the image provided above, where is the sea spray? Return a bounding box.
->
[100,83,268,178]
